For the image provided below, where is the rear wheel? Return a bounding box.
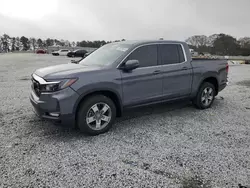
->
[77,95,116,135]
[193,82,215,109]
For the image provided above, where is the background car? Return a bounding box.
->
[52,49,71,56]
[36,49,46,54]
[67,49,88,58]
[84,51,94,57]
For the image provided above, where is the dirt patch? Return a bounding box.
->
[180,175,212,188]
[237,80,250,88]
[19,77,30,81]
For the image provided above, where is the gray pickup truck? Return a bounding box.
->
[30,40,228,135]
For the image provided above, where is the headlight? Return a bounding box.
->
[40,78,78,92]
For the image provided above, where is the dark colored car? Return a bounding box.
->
[67,49,88,58]
[36,49,46,54]
[84,51,93,57]
[30,40,228,135]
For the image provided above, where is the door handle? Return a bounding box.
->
[153,70,161,74]
[182,67,188,70]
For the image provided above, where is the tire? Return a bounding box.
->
[193,82,216,109]
[77,95,116,135]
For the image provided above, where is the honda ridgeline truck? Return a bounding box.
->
[30,40,228,135]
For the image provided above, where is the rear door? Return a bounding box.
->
[159,44,192,98]
[120,44,163,106]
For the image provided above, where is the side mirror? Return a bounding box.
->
[123,60,139,71]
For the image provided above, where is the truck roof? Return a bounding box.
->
[115,40,187,47]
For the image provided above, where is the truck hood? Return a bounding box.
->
[34,63,102,80]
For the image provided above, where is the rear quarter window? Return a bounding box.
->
[177,45,185,62]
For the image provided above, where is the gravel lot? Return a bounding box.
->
[0,53,250,188]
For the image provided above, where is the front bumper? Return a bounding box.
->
[29,86,79,127]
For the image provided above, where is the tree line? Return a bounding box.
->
[0,33,126,52]
[186,34,250,56]
[1,33,250,56]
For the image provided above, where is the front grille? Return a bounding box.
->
[32,77,41,97]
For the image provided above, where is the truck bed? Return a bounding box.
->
[190,58,228,94]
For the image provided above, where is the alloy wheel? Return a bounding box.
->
[86,102,112,130]
[201,87,214,106]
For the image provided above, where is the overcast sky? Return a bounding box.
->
[0,0,249,41]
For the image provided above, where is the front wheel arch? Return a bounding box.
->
[76,94,117,135]
[74,90,122,121]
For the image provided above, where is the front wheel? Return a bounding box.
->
[77,95,116,135]
[193,82,215,109]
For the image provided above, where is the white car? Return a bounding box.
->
[52,49,71,56]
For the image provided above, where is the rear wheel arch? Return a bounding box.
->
[199,76,219,95]
[193,82,216,109]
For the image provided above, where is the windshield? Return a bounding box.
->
[79,43,131,66]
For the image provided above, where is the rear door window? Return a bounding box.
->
[128,45,157,67]
[159,44,185,65]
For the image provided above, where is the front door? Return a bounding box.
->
[158,44,192,99]
[120,44,163,106]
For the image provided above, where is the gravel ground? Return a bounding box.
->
[0,53,250,188]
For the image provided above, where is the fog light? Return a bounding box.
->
[48,112,60,117]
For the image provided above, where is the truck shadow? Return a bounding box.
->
[116,95,225,123]
[117,99,192,123]
[37,96,224,140]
